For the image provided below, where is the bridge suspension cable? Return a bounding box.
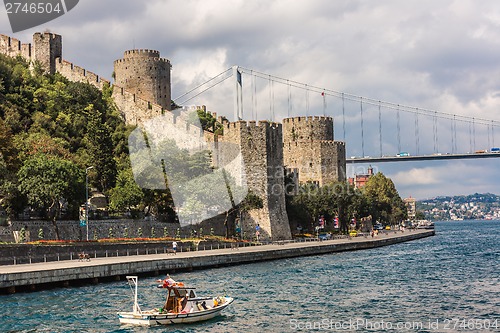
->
[172,67,233,105]
[174,66,500,157]
[237,67,500,129]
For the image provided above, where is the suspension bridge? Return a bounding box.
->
[173,66,500,164]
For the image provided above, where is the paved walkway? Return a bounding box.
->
[0,229,433,275]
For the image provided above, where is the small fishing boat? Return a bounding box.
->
[118,276,234,326]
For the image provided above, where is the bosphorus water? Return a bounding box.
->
[1,220,498,332]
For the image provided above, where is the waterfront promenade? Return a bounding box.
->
[0,229,434,294]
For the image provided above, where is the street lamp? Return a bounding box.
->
[85,166,94,241]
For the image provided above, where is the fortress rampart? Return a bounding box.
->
[0,32,347,240]
[55,59,111,90]
[0,33,174,127]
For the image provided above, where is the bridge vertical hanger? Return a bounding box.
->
[415,110,420,156]
[233,66,243,121]
[360,97,365,158]
[342,93,346,141]
[396,105,401,154]
[492,120,495,148]
[378,101,382,157]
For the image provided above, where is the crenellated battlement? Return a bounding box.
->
[0,32,61,74]
[123,49,160,58]
[282,115,333,123]
[56,59,110,90]
[318,140,346,147]
[224,120,282,131]
[0,34,32,61]
[283,114,345,185]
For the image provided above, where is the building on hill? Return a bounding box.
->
[404,197,417,221]
[348,165,374,189]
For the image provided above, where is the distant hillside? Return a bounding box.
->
[417,193,500,221]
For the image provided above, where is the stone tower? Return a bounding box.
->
[32,32,62,75]
[0,32,61,74]
[283,116,346,186]
[218,120,292,241]
[113,50,171,110]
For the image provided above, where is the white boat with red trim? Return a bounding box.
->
[117,276,234,326]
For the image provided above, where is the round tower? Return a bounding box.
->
[113,49,171,110]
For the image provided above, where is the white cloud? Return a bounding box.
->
[2,0,500,198]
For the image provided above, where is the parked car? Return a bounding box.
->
[349,230,358,237]
[373,224,384,230]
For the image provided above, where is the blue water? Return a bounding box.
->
[1,221,499,332]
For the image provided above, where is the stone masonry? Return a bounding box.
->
[114,50,171,110]
[217,121,292,240]
[283,116,346,186]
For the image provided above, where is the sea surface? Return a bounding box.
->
[1,220,498,333]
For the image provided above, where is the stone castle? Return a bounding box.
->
[0,33,346,240]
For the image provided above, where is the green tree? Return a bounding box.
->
[85,104,117,192]
[363,172,407,225]
[17,154,84,239]
[108,168,144,214]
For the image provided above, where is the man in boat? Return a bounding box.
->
[157,274,185,288]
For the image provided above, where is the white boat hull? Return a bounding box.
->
[118,297,234,326]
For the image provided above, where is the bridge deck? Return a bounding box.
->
[348,152,500,163]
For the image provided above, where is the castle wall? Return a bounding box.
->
[0,35,31,59]
[56,59,111,90]
[219,121,291,240]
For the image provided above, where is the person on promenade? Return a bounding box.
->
[172,241,177,254]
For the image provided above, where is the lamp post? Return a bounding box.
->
[85,166,94,241]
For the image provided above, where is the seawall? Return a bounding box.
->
[0,230,434,294]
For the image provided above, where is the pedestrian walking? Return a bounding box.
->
[172,241,177,254]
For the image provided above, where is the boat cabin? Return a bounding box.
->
[162,286,208,313]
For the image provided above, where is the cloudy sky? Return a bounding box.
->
[2,0,500,199]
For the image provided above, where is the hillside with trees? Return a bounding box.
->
[0,55,217,235]
[417,193,500,221]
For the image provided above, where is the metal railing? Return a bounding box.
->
[4,230,412,265]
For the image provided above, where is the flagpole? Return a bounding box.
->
[322,91,326,116]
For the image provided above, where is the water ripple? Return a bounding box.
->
[0,221,498,332]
